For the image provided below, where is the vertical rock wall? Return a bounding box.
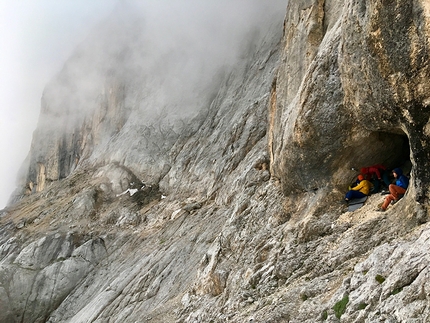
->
[270,0,430,211]
[25,80,130,194]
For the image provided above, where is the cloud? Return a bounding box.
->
[0,0,286,208]
[41,0,286,123]
[0,0,117,208]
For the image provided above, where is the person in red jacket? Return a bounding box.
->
[360,164,390,193]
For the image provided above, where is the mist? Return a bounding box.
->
[40,0,287,124]
[1,0,286,208]
[0,1,117,208]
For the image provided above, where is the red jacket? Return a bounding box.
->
[360,164,386,180]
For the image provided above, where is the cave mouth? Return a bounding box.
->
[357,130,411,179]
[338,130,412,196]
[379,131,411,173]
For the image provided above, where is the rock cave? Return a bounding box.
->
[361,131,411,174]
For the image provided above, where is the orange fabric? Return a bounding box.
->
[381,184,406,210]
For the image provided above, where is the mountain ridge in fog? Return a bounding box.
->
[2,0,430,322]
[11,1,285,199]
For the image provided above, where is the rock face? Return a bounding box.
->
[1,1,430,322]
[270,0,430,200]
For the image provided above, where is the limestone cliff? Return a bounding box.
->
[1,1,430,322]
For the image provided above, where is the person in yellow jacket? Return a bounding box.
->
[344,174,372,202]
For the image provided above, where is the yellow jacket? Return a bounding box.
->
[352,179,372,195]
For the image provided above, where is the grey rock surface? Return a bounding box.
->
[1,1,430,322]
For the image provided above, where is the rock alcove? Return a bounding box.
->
[356,130,411,173]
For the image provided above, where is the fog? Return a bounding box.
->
[40,0,287,125]
[0,1,117,208]
[0,0,286,208]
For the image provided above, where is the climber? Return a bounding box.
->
[344,174,372,202]
[377,167,409,212]
[360,164,390,193]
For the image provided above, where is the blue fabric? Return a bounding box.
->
[396,175,409,189]
[393,167,403,176]
[392,168,409,189]
[345,190,367,200]
[372,170,390,192]
[381,170,391,187]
